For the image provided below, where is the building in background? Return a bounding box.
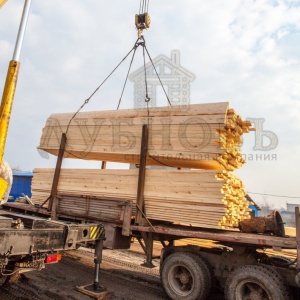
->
[280,202,299,227]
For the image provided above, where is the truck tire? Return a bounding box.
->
[161,252,211,300]
[225,265,290,300]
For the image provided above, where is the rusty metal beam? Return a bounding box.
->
[49,133,66,220]
[130,224,297,249]
[135,125,148,225]
[141,232,155,268]
[137,232,155,268]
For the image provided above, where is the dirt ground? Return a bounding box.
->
[0,247,224,300]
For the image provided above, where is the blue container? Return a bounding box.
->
[9,171,33,202]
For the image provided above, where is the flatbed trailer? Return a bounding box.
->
[2,200,300,300]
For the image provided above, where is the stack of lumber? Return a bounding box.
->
[35,102,253,229]
[31,168,251,229]
[38,102,252,171]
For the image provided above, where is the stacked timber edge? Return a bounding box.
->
[31,169,251,229]
[38,102,253,171]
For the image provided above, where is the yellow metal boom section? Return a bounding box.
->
[0,60,20,165]
[0,0,8,9]
[0,61,19,199]
[0,0,30,200]
[0,178,8,199]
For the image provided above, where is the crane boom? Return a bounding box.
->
[0,0,8,9]
[0,0,32,200]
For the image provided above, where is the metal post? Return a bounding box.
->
[141,232,155,268]
[296,207,300,270]
[76,237,112,298]
[93,239,103,290]
[101,161,107,169]
[135,125,148,225]
[13,0,32,61]
[49,133,67,220]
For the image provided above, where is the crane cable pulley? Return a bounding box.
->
[135,0,151,38]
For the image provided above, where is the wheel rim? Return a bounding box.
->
[168,264,194,296]
[235,279,271,300]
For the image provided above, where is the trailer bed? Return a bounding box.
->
[3,202,297,251]
[131,224,297,249]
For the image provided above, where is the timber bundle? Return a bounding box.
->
[38,102,251,171]
[35,102,253,229]
[31,169,248,229]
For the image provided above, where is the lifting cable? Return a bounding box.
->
[117,36,172,111]
[63,0,173,166]
[66,35,172,130]
[117,35,174,168]
[65,38,140,135]
[116,40,139,110]
[139,0,150,14]
[66,41,172,134]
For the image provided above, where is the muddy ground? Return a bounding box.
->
[0,247,224,300]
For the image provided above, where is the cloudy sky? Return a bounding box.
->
[0,0,299,208]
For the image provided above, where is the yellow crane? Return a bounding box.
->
[0,0,8,9]
[0,0,32,200]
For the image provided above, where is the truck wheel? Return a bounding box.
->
[161,252,211,300]
[225,265,290,300]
